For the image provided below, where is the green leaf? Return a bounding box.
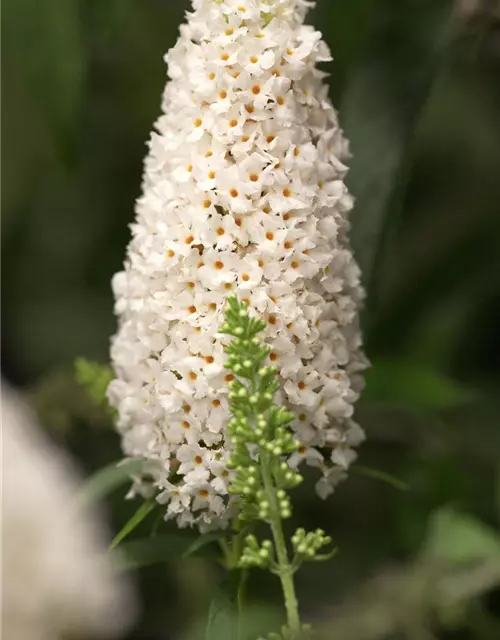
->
[116,534,200,571]
[313,548,338,562]
[110,500,157,550]
[342,0,456,299]
[75,358,114,407]
[78,458,143,506]
[204,572,241,640]
[363,358,474,411]
[497,467,500,524]
[353,465,409,492]
[425,507,500,564]
[186,603,281,640]
[183,532,227,559]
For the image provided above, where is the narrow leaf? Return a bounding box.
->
[110,500,156,550]
[183,532,227,559]
[78,458,143,506]
[116,534,202,571]
[205,572,240,640]
[313,548,338,562]
[342,0,456,298]
[353,465,409,492]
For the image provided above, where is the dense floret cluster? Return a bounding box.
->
[109,0,367,530]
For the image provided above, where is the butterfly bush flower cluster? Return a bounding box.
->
[109,0,367,530]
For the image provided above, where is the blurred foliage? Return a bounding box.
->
[75,357,114,407]
[2,0,500,638]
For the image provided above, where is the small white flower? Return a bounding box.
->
[315,467,347,500]
[288,445,323,470]
[110,0,367,529]
[158,482,192,515]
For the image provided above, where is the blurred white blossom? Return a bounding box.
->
[109,0,367,530]
[2,383,136,640]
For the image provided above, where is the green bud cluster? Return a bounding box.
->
[220,297,336,638]
[239,534,275,569]
[291,528,335,565]
[221,296,302,525]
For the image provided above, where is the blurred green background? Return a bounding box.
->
[2,0,500,638]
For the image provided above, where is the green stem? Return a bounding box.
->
[237,569,248,640]
[261,451,301,637]
[219,538,233,568]
[221,529,249,640]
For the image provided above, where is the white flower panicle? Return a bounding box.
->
[109,0,367,530]
[2,384,135,640]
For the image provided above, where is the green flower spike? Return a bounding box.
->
[221,296,335,640]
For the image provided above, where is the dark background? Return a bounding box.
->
[2,0,500,638]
